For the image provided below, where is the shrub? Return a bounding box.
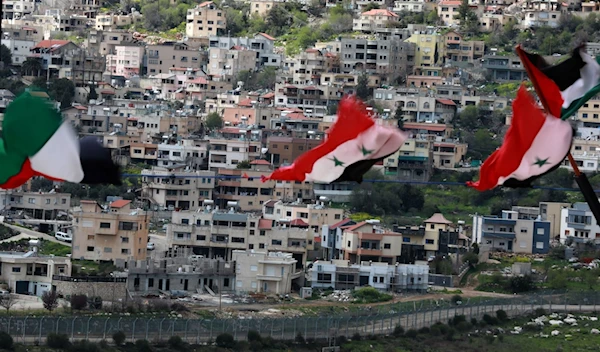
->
[88,296,102,310]
[47,333,70,349]
[485,335,495,344]
[463,252,479,266]
[445,328,456,341]
[99,340,109,349]
[149,300,170,312]
[451,315,466,326]
[418,327,430,334]
[135,339,152,352]
[248,330,262,343]
[456,321,472,332]
[498,334,504,342]
[70,340,100,352]
[352,287,392,304]
[430,325,442,336]
[170,302,188,312]
[471,318,478,326]
[249,340,263,352]
[337,336,347,345]
[393,325,404,337]
[405,329,418,339]
[436,323,450,335]
[112,331,126,346]
[70,294,88,310]
[509,275,534,293]
[295,332,305,344]
[496,309,509,322]
[352,332,361,341]
[168,336,185,350]
[215,333,235,348]
[0,331,13,350]
[451,295,463,305]
[535,308,547,317]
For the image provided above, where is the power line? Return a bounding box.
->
[121,174,588,192]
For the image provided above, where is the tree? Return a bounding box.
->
[87,84,98,102]
[362,3,380,11]
[457,105,479,131]
[48,78,75,109]
[454,0,479,35]
[0,331,13,350]
[394,105,404,128]
[236,160,251,169]
[215,333,235,348]
[0,44,12,67]
[42,290,59,312]
[112,331,126,346]
[0,290,16,314]
[356,73,370,100]
[21,57,42,76]
[70,294,88,310]
[205,112,224,130]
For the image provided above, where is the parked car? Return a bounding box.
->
[147,242,155,251]
[54,232,72,242]
[0,289,10,297]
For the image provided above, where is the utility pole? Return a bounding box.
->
[217,258,222,311]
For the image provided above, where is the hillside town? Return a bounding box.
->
[2,0,600,350]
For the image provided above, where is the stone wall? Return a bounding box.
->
[53,280,127,302]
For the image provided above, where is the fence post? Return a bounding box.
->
[159,318,166,342]
[22,316,27,344]
[146,318,152,341]
[38,317,43,343]
[102,317,109,340]
[293,318,297,340]
[281,319,285,340]
[209,320,214,342]
[196,319,202,344]
[132,318,138,342]
[56,316,61,334]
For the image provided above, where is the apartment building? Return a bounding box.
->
[0,245,71,296]
[185,1,226,39]
[266,136,322,167]
[309,260,429,292]
[562,138,600,173]
[141,167,215,211]
[167,209,314,265]
[341,220,404,264]
[127,248,235,294]
[208,33,281,68]
[72,200,149,263]
[559,202,600,244]
[384,138,433,181]
[208,137,262,171]
[6,191,71,220]
[482,55,527,81]
[281,49,327,85]
[321,218,357,260]
[105,45,144,78]
[353,9,399,33]
[214,168,275,211]
[396,213,461,259]
[249,0,283,16]
[84,30,135,57]
[406,32,444,67]
[263,200,344,234]
[438,0,480,26]
[146,42,203,75]
[155,140,208,169]
[339,38,416,82]
[393,0,426,12]
[29,40,81,78]
[539,202,571,240]
[1,0,36,21]
[232,250,301,294]
[207,47,257,76]
[433,140,468,168]
[1,27,39,66]
[274,84,336,118]
[574,98,600,127]
[95,12,142,31]
[442,31,485,63]
[473,210,551,254]
[522,0,563,28]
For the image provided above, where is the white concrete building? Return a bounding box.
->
[141,168,215,211]
[560,202,600,244]
[232,250,302,294]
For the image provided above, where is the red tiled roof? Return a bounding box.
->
[434,142,457,148]
[314,235,322,243]
[362,9,399,17]
[238,98,253,107]
[198,1,214,7]
[220,127,244,134]
[258,218,272,230]
[251,159,271,165]
[402,123,446,132]
[425,213,452,224]
[290,219,309,226]
[264,200,277,207]
[188,77,208,84]
[110,199,131,208]
[344,221,368,232]
[32,40,70,51]
[101,90,115,95]
[330,218,354,230]
[286,112,306,120]
[436,98,456,106]
[258,33,276,41]
[439,0,463,5]
[73,105,87,110]
[262,92,275,99]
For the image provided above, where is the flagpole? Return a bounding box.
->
[515,45,600,224]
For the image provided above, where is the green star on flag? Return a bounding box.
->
[359,145,374,156]
[331,156,345,167]
[533,157,549,167]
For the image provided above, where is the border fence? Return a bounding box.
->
[2,291,600,344]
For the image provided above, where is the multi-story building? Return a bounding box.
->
[208,34,281,68]
[72,200,149,264]
[0,243,71,296]
[266,136,322,167]
[156,140,208,169]
[321,218,357,260]
[84,30,135,57]
[185,1,226,39]
[540,201,571,241]
[0,27,39,66]
[393,0,426,12]
[394,213,461,260]
[438,0,480,26]
[559,202,600,244]
[353,9,400,33]
[207,47,257,77]
[405,32,444,67]
[214,168,275,211]
[145,42,203,75]
[5,191,71,220]
[2,0,36,21]
[522,0,563,28]
[249,0,284,16]
[263,200,344,235]
[208,137,262,171]
[482,55,527,81]
[341,220,404,264]
[127,248,235,295]
[95,12,142,31]
[29,40,81,79]
[309,259,429,292]
[384,138,433,181]
[105,45,144,78]
[473,209,551,254]
[442,31,485,63]
[232,250,301,294]
[281,49,327,85]
[141,167,215,211]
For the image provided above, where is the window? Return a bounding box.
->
[121,237,129,243]
[249,230,255,235]
[430,224,434,229]
[520,228,527,233]
[12,267,21,273]
[425,239,434,244]
[403,237,410,243]
[119,222,138,231]
[87,246,94,251]
[121,249,129,254]
[317,273,332,282]
[384,243,391,249]
[45,199,51,204]
[100,222,111,229]
[271,239,282,245]
[250,265,258,272]
[196,235,206,241]
[104,247,112,253]
[259,243,265,249]
[148,278,154,287]
[28,198,35,204]
[334,214,341,220]
[536,228,545,235]
[536,242,544,249]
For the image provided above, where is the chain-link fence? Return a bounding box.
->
[2,291,600,344]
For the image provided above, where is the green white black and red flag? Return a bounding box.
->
[0,92,122,189]
[262,96,408,183]
[466,86,573,191]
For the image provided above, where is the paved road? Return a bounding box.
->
[148,232,168,254]
[1,223,64,245]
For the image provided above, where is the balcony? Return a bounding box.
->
[256,274,282,281]
[149,182,190,190]
[218,180,241,187]
[357,248,382,256]
[358,233,383,241]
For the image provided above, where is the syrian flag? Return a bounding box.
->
[516,45,600,119]
[262,96,408,183]
[466,86,573,191]
[0,92,122,189]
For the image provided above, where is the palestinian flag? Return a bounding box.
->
[466,86,573,191]
[0,92,122,189]
[516,45,600,119]
[262,96,407,183]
